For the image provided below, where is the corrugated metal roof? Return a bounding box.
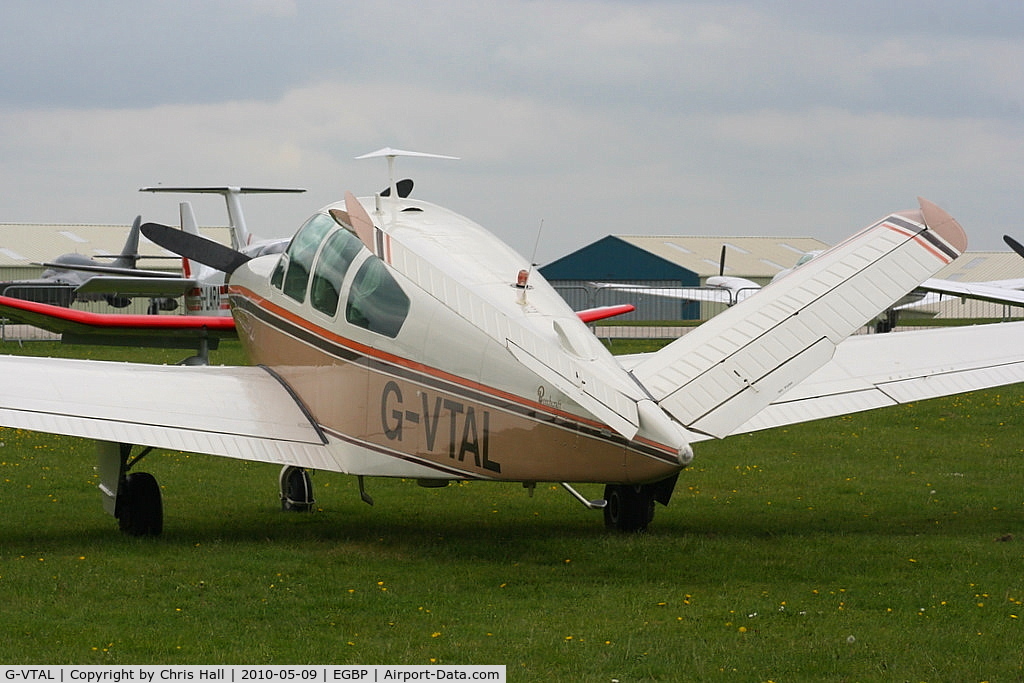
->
[0,223,234,270]
[614,236,1022,283]
[934,251,1023,282]
[615,235,831,279]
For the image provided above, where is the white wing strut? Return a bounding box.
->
[630,198,967,438]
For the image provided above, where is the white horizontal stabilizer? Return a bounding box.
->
[630,198,967,438]
[731,320,1024,435]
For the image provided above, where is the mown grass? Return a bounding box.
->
[0,340,1022,680]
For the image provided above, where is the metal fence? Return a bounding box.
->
[1,282,1021,344]
[554,282,1024,340]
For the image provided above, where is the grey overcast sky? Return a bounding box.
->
[1,0,1022,263]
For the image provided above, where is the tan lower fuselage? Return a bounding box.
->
[229,285,683,485]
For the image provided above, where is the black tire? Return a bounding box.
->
[603,484,654,532]
[281,466,315,512]
[118,472,163,537]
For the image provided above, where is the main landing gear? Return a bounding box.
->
[96,442,163,536]
[279,465,315,511]
[97,445,319,536]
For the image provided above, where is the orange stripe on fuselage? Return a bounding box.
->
[227,284,680,465]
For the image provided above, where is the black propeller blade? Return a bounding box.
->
[1004,234,1024,260]
[141,222,252,274]
[380,178,414,198]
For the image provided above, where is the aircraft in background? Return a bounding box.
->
[138,187,306,316]
[0,216,192,311]
[0,187,305,317]
[0,150,1022,538]
[0,178,631,361]
[898,233,1024,311]
[139,186,304,254]
[599,236,1024,332]
[592,246,821,308]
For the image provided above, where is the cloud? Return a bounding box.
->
[0,0,1020,263]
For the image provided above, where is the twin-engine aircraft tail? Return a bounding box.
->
[629,198,967,439]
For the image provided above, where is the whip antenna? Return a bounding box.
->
[516,219,545,305]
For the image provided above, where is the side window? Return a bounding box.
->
[280,214,334,302]
[310,229,364,317]
[345,258,410,338]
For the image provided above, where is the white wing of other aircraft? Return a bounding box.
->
[902,276,1024,308]
[0,155,1022,535]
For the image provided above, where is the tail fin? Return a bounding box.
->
[139,186,305,250]
[629,198,966,439]
[176,201,230,316]
[111,215,142,270]
[177,201,218,281]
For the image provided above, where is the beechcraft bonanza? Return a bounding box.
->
[0,150,1023,536]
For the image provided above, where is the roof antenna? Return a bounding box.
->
[517,219,545,305]
[355,147,459,223]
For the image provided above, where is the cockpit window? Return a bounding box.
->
[279,213,335,302]
[310,228,364,317]
[345,257,410,338]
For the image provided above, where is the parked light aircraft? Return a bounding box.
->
[0,216,191,310]
[592,246,820,308]
[137,187,306,316]
[0,152,1023,537]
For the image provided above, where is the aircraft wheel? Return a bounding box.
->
[280,466,315,512]
[603,484,654,532]
[117,472,163,537]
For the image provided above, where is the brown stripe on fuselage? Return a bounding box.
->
[229,286,683,484]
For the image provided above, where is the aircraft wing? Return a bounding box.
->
[36,262,182,278]
[0,355,333,469]
[594,284,737,305]
[75,276,199,298]
[0,294,235,347]
[909,277,1024,307]
[726,321,1024,437]
[575,304,636,323]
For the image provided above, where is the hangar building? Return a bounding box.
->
[540,234,1024,322]
[540,235,830,321]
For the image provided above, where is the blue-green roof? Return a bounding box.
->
[540,236,698,283]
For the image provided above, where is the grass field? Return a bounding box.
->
[0,340,1021,680]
